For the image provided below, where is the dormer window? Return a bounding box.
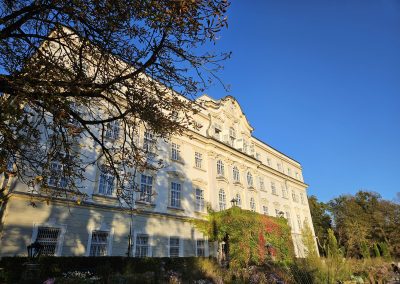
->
[214,123,222,140]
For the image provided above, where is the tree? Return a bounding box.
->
[308,195,332,256]
[0,0,231,205]
[329,191,400,259]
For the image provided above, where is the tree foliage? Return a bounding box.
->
[0,0,230,204]
[308,195,332,256]
[328,191,400,259]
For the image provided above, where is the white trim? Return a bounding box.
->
[86,225,114,256]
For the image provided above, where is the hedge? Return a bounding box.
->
[0,256,215,283]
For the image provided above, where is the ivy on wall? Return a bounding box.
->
[193,206,294,268]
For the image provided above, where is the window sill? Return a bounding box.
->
[92,193,118,200]
[216,175,228,182]
[167,206,185,212]
[135,201,156,207]
[193,166,206,172]
[171,158,185,165]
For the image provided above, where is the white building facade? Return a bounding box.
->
[0,94,315,258]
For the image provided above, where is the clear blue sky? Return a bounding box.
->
[204,1,400,202]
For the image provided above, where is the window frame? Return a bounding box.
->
[170,182,182,208]
[169,236,181,257]
[216,160,224,176]
[218,189,226,211]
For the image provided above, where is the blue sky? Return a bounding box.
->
[204,1,400,202]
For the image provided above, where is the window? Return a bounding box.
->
[89,231,109,256]
[277,163,281,171]
[275,209,281,217]
[35,226,61,256]
[218,189,226,211]
[247,172,253,187]
[196,239,206,257]
[214,124,222,139]
[262,205,268,215]
[171,143,180,161]
[295,172,299,179]
[48,161,68,188]
[143,131,155,153]
[282,185,288,198]
[135,234,149,257]
[297,215,302,230]
[139,174,153,203]
[300,193,305,204]
[292,190,298,202]
[169,237,180,257]
[267,157,271,166]
[195,152,202,169]
[243,140,248,153]
[256,152,261,160]
[271,182,277,195]
[105,120,120,140]
[216,160,224,176]
[287,168,291,176]
[170,182,181,208]
[250,198,256,212]
[195,188,204,212]
[98,167,115,196]
[229,127,236,146]
[233,166,240,182]
[286,212,291,227]
[236,194,241,207]
[259,177,265,190]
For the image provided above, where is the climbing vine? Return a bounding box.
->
[193,207,294,268]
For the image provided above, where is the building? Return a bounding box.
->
[0,94,316,258]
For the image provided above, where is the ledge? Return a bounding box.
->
[135,201,156,208]
[193,166,207,172]
[167,206,185,212]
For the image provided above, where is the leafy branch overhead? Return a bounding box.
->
[0,0,231,204]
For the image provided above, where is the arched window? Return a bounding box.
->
[250,197,256,212]
[217,160,224,176]
[219,189,226,211]
[247,172,253,187]
[233,166,240,182]
[236,194,241,207]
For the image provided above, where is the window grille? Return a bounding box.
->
[233,166,240,182]
[169,237,180,257]
[216,160,224,176]
[195,188,204,212]
[36,226,61,256]
[139,174,153,203]
[98,167,115,196]
[196,239,206,257]
[90,231,109,256]
[195,152,202,168]
[171,143,180,161]
[170,182,181,208]
[135,234,149,257]
[218,189,226,211]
